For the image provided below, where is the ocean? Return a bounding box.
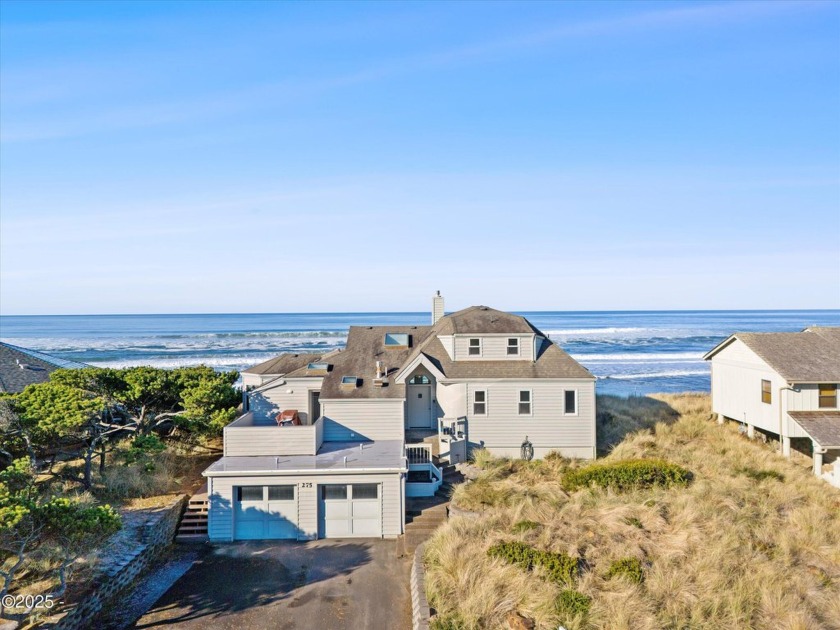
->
[1,311,837,396]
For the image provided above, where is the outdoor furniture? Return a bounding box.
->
[275,409,302,426]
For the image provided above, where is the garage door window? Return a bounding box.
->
[238,486,263,501]
[322,485,347,500]
[267,486,295,501]
[352,484,379,500]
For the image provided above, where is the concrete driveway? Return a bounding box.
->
[130,540,411,630]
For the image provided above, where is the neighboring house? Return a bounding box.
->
[0,342,88,393]
[203,293,596,541]
[704,327,840,483]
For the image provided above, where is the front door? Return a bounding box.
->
[407,384,432,428]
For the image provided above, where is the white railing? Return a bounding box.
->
[406,443,432,465]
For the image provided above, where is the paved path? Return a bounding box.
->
[128,540,411,630]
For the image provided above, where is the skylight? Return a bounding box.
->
[307,362,330,373]
[384,333,410,348]
[340,376,360,388]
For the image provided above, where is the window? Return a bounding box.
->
[267,486,295,501]
[468,338,481,356]
[518,390,532,415]
[352,484,379,500]
[507,338,519,356]
[819,384,837,408]
[761,380,772,404]
[473,390,487,415]
[384,333,410,348]
[564,390,577,415]
[341,376,359,388]
[409,374,431,385]
[307,362,331,374]
[321,485,347,500]
[237,486,263,502]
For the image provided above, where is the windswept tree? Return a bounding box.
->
[0,459,120,621]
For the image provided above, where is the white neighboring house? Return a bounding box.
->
[203,293,597,542]
[704,327,840,485]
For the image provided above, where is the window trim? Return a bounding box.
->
[518,389,532,416]
[468,338,482,357]
[818,383,837,409]
[506,338,520,356]
[563,389,578,416]
[761,379,772,405]
[237,486,264,502]
[473,389,487,416]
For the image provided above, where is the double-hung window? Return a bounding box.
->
[473,390,487,415]
[761,380,772,404]
[819,384,837,408]
[468,338,481,356]
[518,390,532,415]
[564,390,577,415]
[507,338,519,356]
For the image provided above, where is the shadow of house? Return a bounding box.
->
[131,541,373,628]
[596,395,680,456]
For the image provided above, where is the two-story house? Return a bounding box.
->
[704,327,840,482]
[203,294,596,541]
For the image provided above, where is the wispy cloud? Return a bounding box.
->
[1,1,828,143]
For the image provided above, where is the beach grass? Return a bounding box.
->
[424,393,840,629]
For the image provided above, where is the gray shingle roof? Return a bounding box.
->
[0,343,87,393]
[241,352,326,376]
[705,327,840,383]
[434,306,543,335]
[788,411,840,448]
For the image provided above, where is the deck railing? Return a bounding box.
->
[406,443,432,465]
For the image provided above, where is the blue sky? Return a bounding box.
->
[1,1,838,315]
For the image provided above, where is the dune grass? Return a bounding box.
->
[425,393,840,629]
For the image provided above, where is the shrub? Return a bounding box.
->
[555,589,591,621]
[562,458,692,492]
[488,541,577,586]
[430,615,465,630]
[736,467,785,482]
[512,520,540,533]
[606,557,645,584]
[470,447,495,469]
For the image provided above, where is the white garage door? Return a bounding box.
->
[234,485,298,540]
[318,484,382,538]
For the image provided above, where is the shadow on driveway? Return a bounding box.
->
[131,540,409,630]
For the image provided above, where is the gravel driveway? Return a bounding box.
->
[128,540,411,630]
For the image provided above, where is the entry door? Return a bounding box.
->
[318,484,382,538]
[407,385,432,428]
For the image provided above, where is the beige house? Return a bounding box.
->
[704,327,840,483]
[204,293,596,541]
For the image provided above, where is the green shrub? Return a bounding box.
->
[562,458,692,492]
[512,520,540,533]
[555,589,591,621]
[430,615,465,630]
[606,557,645,584]
[736,467,784,482]
[487,541,577,586]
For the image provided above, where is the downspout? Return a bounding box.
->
[778,383,799,455]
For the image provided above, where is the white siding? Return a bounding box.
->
[710,340,800,436]
[452,334,535,361]
[224,420,322,457]
[436,381,467,419]
[461,380,596,459]
[320,399,405,441]
[248,378,323,424]
[437,335,455,360]
[207,472,403,541]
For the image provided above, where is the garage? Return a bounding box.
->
[318,483,382,538]
[234,485,299,540]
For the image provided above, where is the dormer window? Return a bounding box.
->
[468,338,481,356]
[507,338,519,356]
[384,333,410,348]
[341,376,360,389]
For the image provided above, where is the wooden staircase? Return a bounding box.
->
[175,485,209,544]
[398,462,464,557]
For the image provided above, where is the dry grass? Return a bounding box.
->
[425,394,840,629]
